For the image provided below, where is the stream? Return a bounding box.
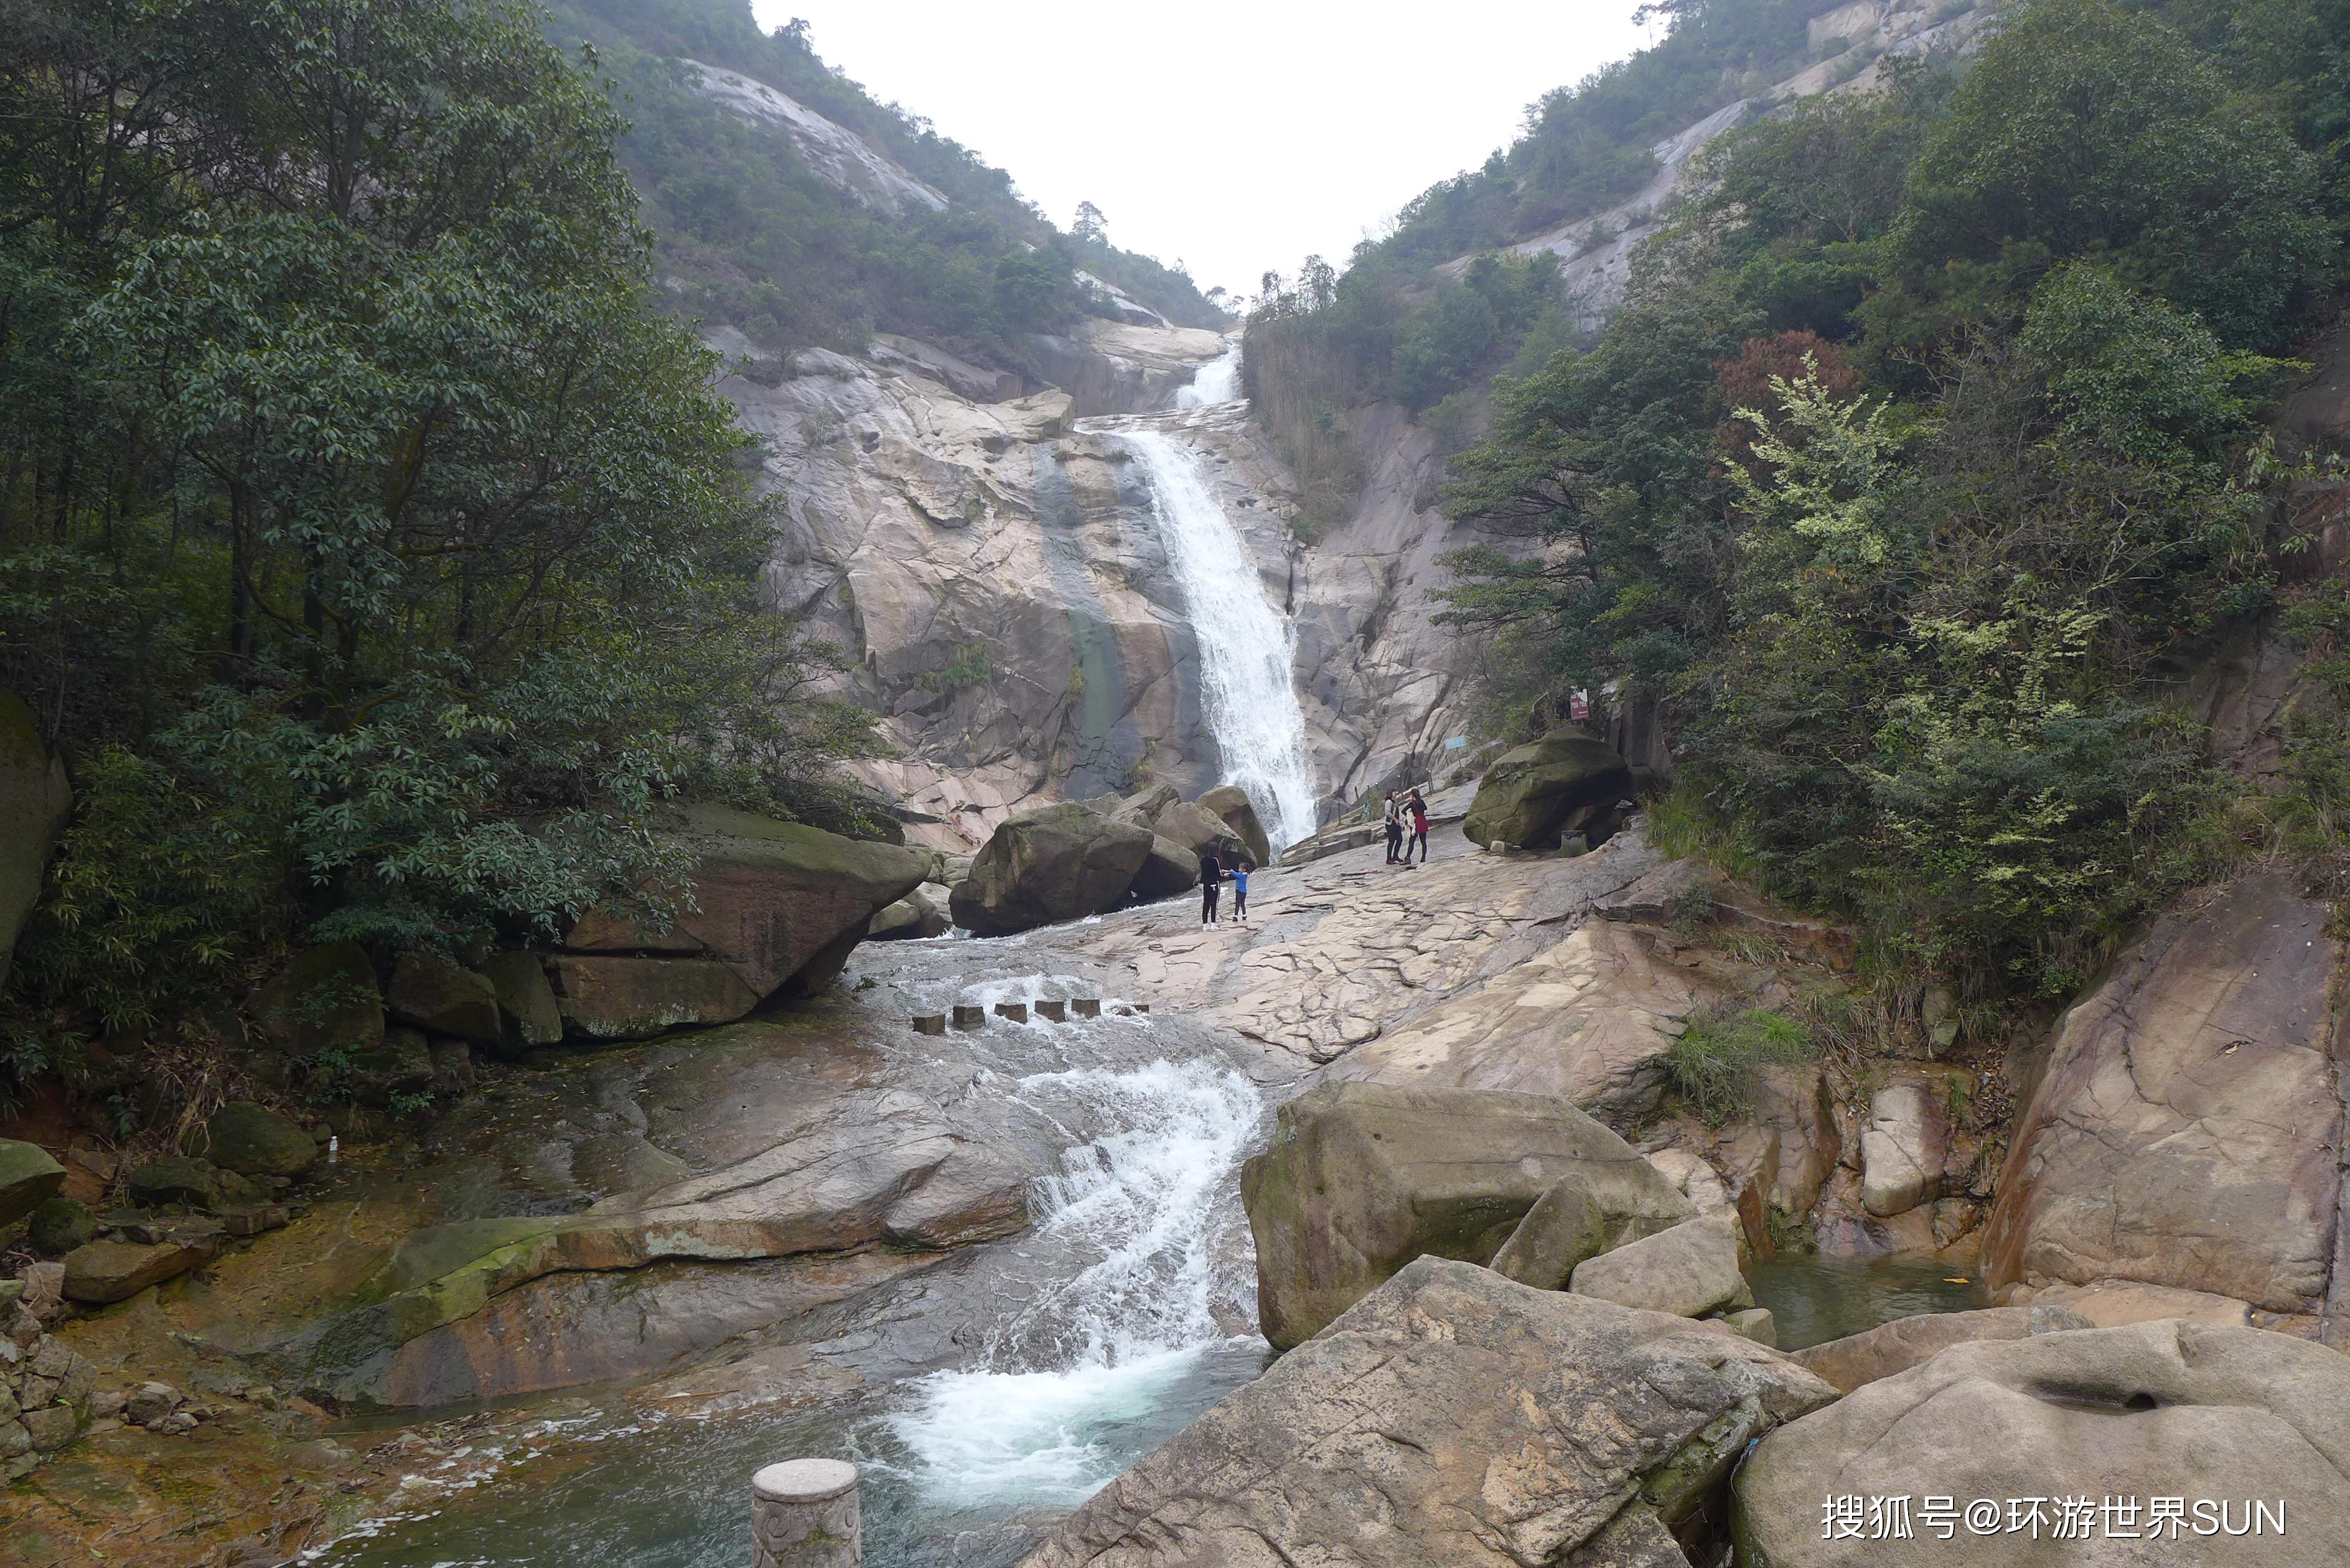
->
[316,935,1286,1567]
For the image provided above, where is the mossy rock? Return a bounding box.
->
[248,943,385,1058]
[27,1196,95,1256]
[1461,730,1631,851]
[195,1103,317,1178]
[0,1139,67,1228]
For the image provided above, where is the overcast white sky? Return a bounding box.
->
[745,1,1655,301]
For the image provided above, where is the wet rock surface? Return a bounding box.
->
[1019,1257,1835,1568]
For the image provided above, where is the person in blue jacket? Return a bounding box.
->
[1232,860,1252,924]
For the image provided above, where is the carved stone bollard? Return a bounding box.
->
[1071,998,1102,1019]
[1034,999,1067,1022]
[993,1001,1028,1023]
[752,1458,860,1568]
[911,1014,946,1036]
[951,1004,986,1030]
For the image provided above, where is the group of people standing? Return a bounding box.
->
[1384,788,1430,866]
[1198,847,1251,928]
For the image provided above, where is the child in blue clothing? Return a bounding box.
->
[1232,861,1252,924]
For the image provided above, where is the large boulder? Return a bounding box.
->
[546,955,761,1042]
[1569,1213,1753,1318]
[1487,1167,1697,1290]
[61,1235,215,1304]
[0,689,72,991]
[344,1026,438,1106]
[1791,1304,2095,1394]
[1020,1257,1836,1568]
[1147,800,1245,863]
[948,803,1154,936]
[476,951,563,1051]
[194,1103,317,1178]
[0,1139,66,1228]
[1858,1078,1957,1217]
[1735,1320,2350,1565]
[128,1154,233,1209]
[1238,1081,1692,1350]
[1980,874,2343,1314]
[866,884,952,940]
[247,942,384,1058]
[1194,784,1271,864]
[1461,730,1631,850]
[385,951,500,1045]
[1126,837,1199,900]
[567,805,930,997]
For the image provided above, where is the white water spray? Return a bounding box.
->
[1121,426,1316,851]
[1174,340,1242,408]
[886,1057,1262,1506]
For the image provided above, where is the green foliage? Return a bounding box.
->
[917,643,993,692]
[1662,1007,1814,1124]
[543,0,1227,356]
[1891,0,2334,349]
[2018,265,2293,462]
[2274,582,2350,895]
[7,747,287,1042]
[1401,0,2350,1003]
[0,0,877,1068]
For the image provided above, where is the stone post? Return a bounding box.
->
[1035,999,1067,1022]
[911,1014,946,1036]
[951,1004,986,1030]
[993,1001,1028,1022]
[752,1458,859,1568]
[1071,998,1101,1019]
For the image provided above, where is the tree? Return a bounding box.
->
[1893,0,2334,347]
[1072,200,1107,245]
[0,0,873,1046]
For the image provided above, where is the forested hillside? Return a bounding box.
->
[545,0,1228,358]
[1250,0,2350,1005]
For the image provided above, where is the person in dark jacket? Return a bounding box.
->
[1403,790,1431,866]
[1199,849,1222,926]
[1383,791,1403,864]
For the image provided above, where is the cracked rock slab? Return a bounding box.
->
[1019,1256,1833,1568]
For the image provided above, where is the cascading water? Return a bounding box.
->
[885,1055,1263,1506]
[1121,424,1318,851]
[1174,339,1242,408]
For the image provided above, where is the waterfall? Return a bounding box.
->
[1121,426,1317,851]
[1174,340,1242,408]
[885,1056,1263,1506]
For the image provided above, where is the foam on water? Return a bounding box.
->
[1121,425,1316,852]
[1174,340,1242,408]
[887,1057,1262,1505]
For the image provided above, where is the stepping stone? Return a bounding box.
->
[1035,1000,1067,1022]
[952,1005,986,1030]
[1071,998,1101,1018]
[993,1002,1029,1023]
[911,1014,947,1036]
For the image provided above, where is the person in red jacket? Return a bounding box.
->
[1403,790,1430,866]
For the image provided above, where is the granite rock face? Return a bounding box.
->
[1789,1304,2094,1394]
[1238,1080,1689,1349]
[949,804,1154,936]
[1020,1258,1835,1568]
[1980,874,2347,1318]
[1736,1320,2350,1566]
